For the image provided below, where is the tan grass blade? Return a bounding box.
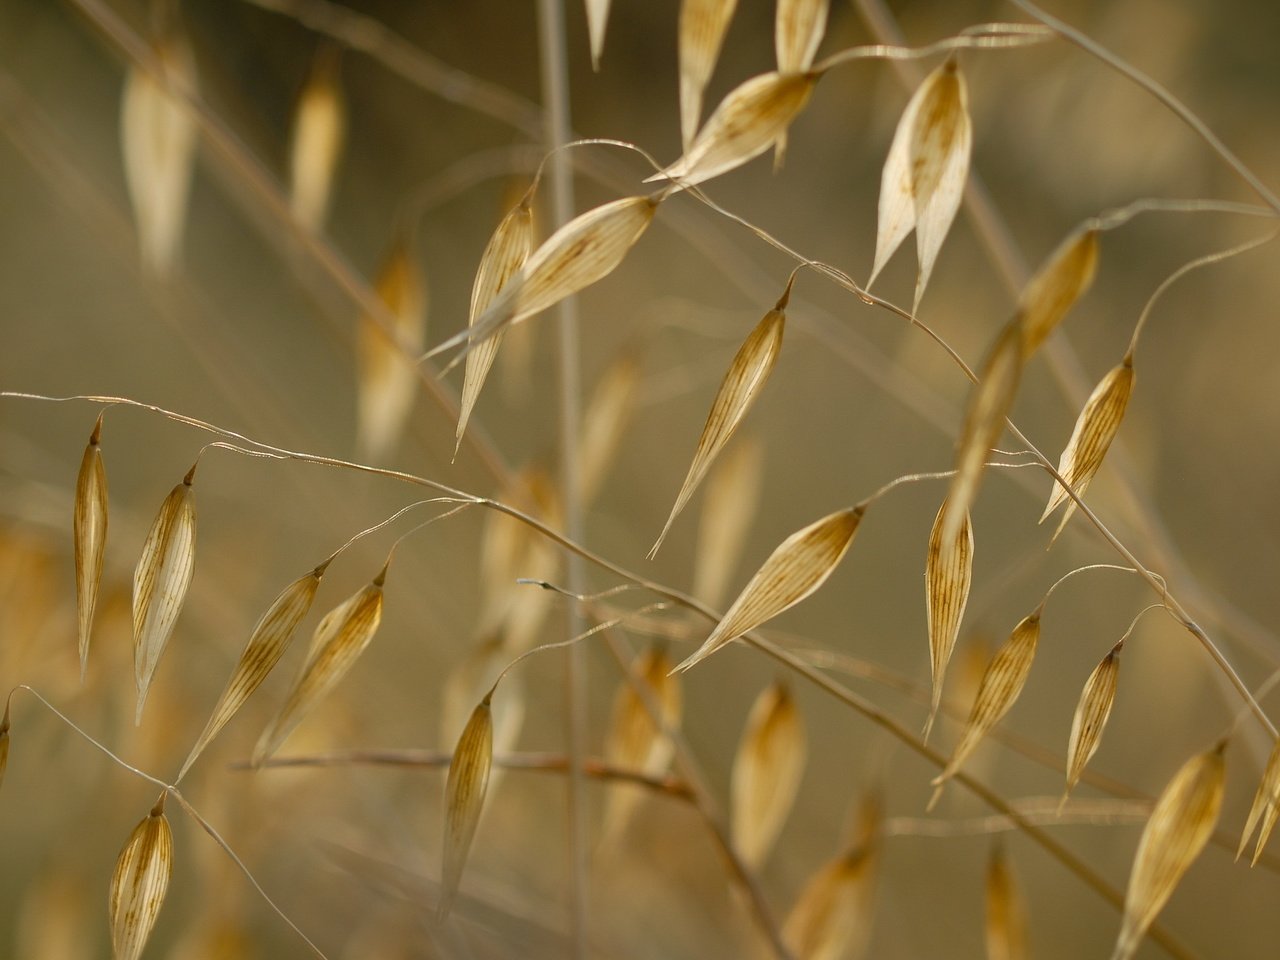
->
[449,196,659,360]
[73,414,109,680]
[678,0,740,150]
[1062,648,1120,809]
[985,841,1029,960]
[133,466,197,725]
[289,46,345,232]
[931,612,1040,800]
[1042,359,1135,534]
[939,320,1023,545]
[439,692,494,922]
[731,680,807,868]
[693,437,764,607]
[1018,227,1100,356]
[357,236,427,461]
[651,285,788,557]
[923,497,973,742]
[120,24,198,277]
[179,564,327,780]
[783,831,880,960]
[1111,743,1226,960]
[868,58,972,314]
[108,797,174,960]
[674,506,863,674]
[578,353,641,505]
[0,700,9,795]
[456,191,535,452]
[1237,734,1280,865]
[585,0,611,70]
[776,0,828,72]
[603,645,682,835]
[647,71,817,187]
[252,568,385,765]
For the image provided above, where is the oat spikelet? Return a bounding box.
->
[584,0,611,70]
[868,57,972,314]
[776,0,828,72]
[1237,734,1280,865]
[451,196,658,360]
[1111,743,1225,960]
[1062,648,1120,810]
[289,46,345,232]
[940,320,1023,545]
[1018,227,1100,356]
[986,841,1029,960]
[731,680,807,868]
[603,645,682,836]
[931,612,1040,802]
[647,71,817,187]
[456,191,534,453]
[179,564,326,780]
[923,497,973,743]
[693,437,764,608]
[133,465,197,725]
[439,692,494,922]
[74,414,109,680]
[651,284,788,557]
[252,567,385,765]
[108,796,174,960]
[120,22,198,277]
[357,235,427,461]
[441,636,525,782]
[783,829,880,960]
[674,506,862,674]
[1042,359,1135,537]
[578,353,641,505]
[678,0,740,150]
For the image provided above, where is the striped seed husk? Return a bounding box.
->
[674,505,864,673]
[1111,743,1225,960]
[251,568,385,765]
[869,57,972,315]
[924,497,973,742]
[456,190,535,452]
[74,414,109,679]
[108,797,174,960]
[133,466,197,725]
[678,0,740,149]
[932,612,1040,798]
[1062,648,1120,808]
[651,284,788,557]
[179,564,326,780]
[439,693,494,922]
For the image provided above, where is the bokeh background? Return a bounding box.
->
[2,0,1280,957]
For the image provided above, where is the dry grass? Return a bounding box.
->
[2,0,1280,958]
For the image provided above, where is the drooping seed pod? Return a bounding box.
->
[108,796,174,960]
[985,841,1030,960]
[731,680,807,868]
[923,497,973,741]
[1062,648,1121,809]
[73,414,109,679]
[439,692,495,922]
[288,45,346,232]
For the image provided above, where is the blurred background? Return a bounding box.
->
[2,0,1280,957]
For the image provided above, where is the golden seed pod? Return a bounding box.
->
[133,465,198,725]
[985,841,1029,960]
[288,46,346,232]
[1111,744,1225,960]
[1062,648,1120,809]
[678,0,740,149]
[923,497,973,741]
[783,810,880,960]
[651,283,789,557]
[108,797,174,960]
[674,505,864,674]
[1018,226,1100,357]
[869,57,972,314]
[439,693,495,922]
[603,645,682,836]
[73,414,109,679]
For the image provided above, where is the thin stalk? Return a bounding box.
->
[534,0,588,955]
